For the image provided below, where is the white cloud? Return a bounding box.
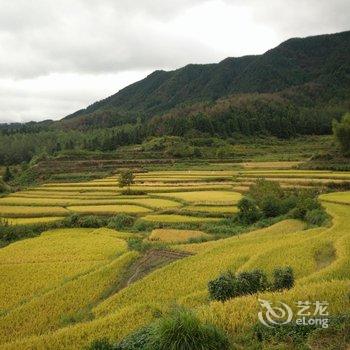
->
[0,0,348,122]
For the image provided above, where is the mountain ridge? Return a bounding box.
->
[63,30,350,124]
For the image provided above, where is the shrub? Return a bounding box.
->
[261,196,283,217]
[115,326,153,350]
[305,209,328,226]
[77,215,104,228]
[132,220,155,232]
[208,270,268,301]
[290,191,321,219]
[0,180,11,194]
[280,195,298,214]
[63,214,106,228]
[236,269,268,295]
[118,170,135,190]
[2,167,13,182]
[273,266,294,291]
[248,179,283,207]
[148,308,230,350]
[237,197,262,224]
[87,338,114,350]
[108,214,135,230]
[208,271,237,302]
[333,113,350,155]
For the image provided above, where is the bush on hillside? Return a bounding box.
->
[236,197,262,224]
[108,214,135,230]
[249,179,284,207]
[333,113,350,155]
[87,338,114,350]
[148,309,230,350]
[208,269,268,302]
[305,209,328,226]
[2,166,13,182]
[273,266,294,291]
[208,271,237,302]
[260,196,283,217]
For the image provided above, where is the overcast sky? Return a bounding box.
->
[0,0,349,123]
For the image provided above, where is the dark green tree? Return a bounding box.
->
[3,166,13,182]
[333,113,350,155]
[118,170,135,191]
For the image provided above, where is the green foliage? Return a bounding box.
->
[333,113,350,155]
[290,192,321,220]
[209,267,294,302]
[260,196,283,218]
[237,270,269,295]
[107,214,135,230]
[87,338,114,350]
[63,214,107,228]
[208,269,268,302]
[236,197,262,224]
[115,326,153,350]
[305,209,329,226]
[2,166,13,182]
[0,179,11,194]
[148,308,230,350]
[208,271,237,302]
[248,179,284,207]
[118,170,135,189]
[273,266,294,291]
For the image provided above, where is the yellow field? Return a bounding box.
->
[141,214,220,223]
[183,205,238,213]
[0,205,69,218]
[0,217,65,225]
[0,169,350,349]
[157,191,242,204]
[319,191,350,205]
[148,229,210,243]
[67,204,152,215]
[0,228,127,312]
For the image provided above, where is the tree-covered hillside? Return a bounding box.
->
[62,30,350,125]
[0,30,349,165]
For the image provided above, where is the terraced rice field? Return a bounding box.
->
[67,204,151,215]
[183,205,239,214]
[157,191,242,204]
[1,166,350,349]
[142,214,220,223]
[148,229,210,243]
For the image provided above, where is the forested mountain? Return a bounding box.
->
[63,30,350,125]
[1,30,349,164]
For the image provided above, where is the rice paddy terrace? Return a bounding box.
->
[0,164,350,348]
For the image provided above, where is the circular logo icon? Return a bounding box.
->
[258,298,293,328]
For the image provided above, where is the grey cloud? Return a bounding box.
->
[0,0,348,122]
[225,0,350,39]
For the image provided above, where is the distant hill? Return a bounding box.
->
[62,30,350,128]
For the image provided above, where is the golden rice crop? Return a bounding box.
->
[148,229,210,243]
[141,214,220,223]
[319,191,350,205]
[157,191,242,204]
[0,252,138,344]
[67,204,151,215]
[0,205,69,218]
[183,205,238,214]
[0,197,179,208]
[1,304,157,350]
[1,217,65,225]
[94,220,305,316]
[198,280,350,341]
[0,228,127,311]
